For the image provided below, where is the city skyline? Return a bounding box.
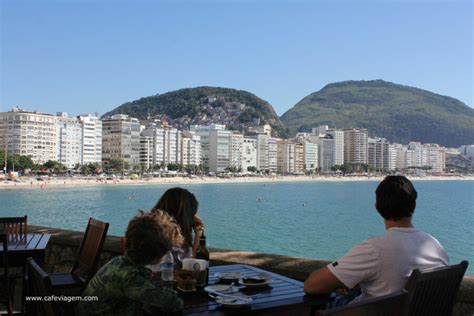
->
[1,0,472,116]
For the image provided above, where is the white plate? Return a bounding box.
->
[239,274,272,288]
[204,284,239,294]
[215,294,252,307]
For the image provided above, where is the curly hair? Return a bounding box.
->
[151,187,199,248]
[125,211,184,265]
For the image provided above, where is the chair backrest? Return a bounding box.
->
[404,261,468,316]
[0,216,28,242]
[1,233,9,286]
[319,291,408,316]
[71,218,109,284]
[27,257,59,316]
[1,235,13,316]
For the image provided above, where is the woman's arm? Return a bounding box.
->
[192,214,205,257]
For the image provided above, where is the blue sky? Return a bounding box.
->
[1,0,472,116]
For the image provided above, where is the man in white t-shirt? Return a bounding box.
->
[304,176,449,303]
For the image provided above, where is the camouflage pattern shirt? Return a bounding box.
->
[78,255,183,315]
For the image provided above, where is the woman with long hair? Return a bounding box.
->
[151,187,204,257]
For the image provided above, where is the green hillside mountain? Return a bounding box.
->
[103,87,289,137]
[280,80,474,147]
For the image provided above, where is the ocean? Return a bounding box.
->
[1,180,473,274]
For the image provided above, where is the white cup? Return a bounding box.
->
[182,258,206,271]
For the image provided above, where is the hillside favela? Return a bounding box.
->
[1,1,473,316]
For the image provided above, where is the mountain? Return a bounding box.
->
[103,87,289,137]
[280,80,474,147]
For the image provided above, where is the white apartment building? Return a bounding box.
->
[393,144,408,170]
[242,137,258,172]
[344,128,368,166]
[0,107,57,164]
[56,112,82,168]
[408,142,428,168]
[384,144,398,171]
[425,144,446,173]
[163,127,182,166]
[208,129,231,172]
[268,137,278,173]
[181,131,201,167]
[327,129,344,166]
[78,114,102,165]
[230,132,244,170]
[191,124,235,172]
[251,134,270,172]
[303,141,318,171]
[141,123,165,166]
[139,136,153,170]
[102,114,141,167]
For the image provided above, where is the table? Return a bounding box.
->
[149,264,331,316]
[0,233,51,267]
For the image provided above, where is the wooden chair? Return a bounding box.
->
[0,216,28,242]
[318,290,408,316]
[49,218,109,293]
[27,257,61,316]
[404,261,468,316]
[0,234,14,316]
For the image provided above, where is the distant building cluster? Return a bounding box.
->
[1,107,473,174]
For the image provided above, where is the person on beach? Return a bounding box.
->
[151,187,205,258]
[304,175,448,305]
[78,211,184,315]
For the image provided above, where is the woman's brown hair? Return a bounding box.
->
[151,187,198,247]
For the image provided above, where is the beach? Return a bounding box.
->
[1,174,473,190]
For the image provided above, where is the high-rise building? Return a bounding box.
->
[163,127,182,166]
[277,140,295,174]
[141,123,165,167]
[56,112,82,168]
[78,114,102,165]
[425,144,446,173]
[408,142,428,168]
[102,114,141,167]
[139,135,153,170]
[230,132,244,170]
[303,141,318,171]
[368,137,387,170]
[344,128,368,166]
[294,143,304,174]
[326,130,344,166]
[0,107,57,164]
[242,137,257,172]
[251,134,270,172]
[317,136,335,172]
[181,131,201,167]
[268,137,278,173]
[191,124,230,172]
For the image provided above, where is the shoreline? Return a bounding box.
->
[1,175,473,191]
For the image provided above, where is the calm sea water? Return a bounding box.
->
[1,180,473,274]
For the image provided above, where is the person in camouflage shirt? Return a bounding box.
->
[78,211,184,315]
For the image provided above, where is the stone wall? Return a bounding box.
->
[31,225,474,316]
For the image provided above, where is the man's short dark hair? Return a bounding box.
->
[375,176,417,221]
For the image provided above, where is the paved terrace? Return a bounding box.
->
[30,225,474,316]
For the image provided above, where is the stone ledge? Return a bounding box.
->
[29,225,474,315]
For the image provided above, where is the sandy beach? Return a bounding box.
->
[1,174,472,190]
